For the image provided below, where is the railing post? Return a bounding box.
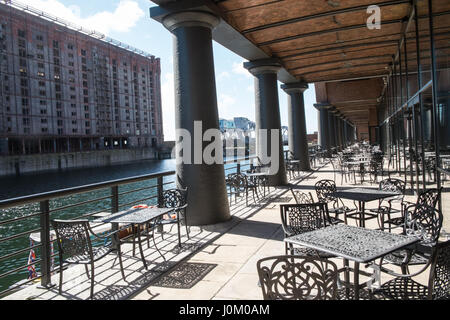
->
[157,176,164,233]
[111,186,119,213]
[39,200,53,288]
[237,162,241,174]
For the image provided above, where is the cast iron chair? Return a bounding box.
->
[315,179,356,224]
[227,173,259,206]
[371,204,443,284]
[280,203,334,258]
[290,189,314,205]
[369,178,406,231]
[256,255,339,300]
[51,219,126,299]
[156,188,189,248]
[384,187,441,230]
[373,239,450,300]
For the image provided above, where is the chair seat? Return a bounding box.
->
[383,249,429,266]
[369,207,401,214]
[329,206,355,214]
[336,287,374,300]
[329,216,344,225]
[374,277,429,300]
[384,216,405,226]
[65,246,112,264]
[290,246,335,259]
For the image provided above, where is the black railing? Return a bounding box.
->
[0,169,176,296]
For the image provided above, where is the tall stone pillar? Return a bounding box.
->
[342,117,348,147]
[315,103,331,153]
[162,11,230,225]
[328,108,337,150]
[281,82,310,171]
[244,58,287,186]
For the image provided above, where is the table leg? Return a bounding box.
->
[136,224,148,270]
[344,258,350,299]
[360,201,366,228]
[354,262,360,300]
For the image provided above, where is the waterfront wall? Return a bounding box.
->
[0,148,158,177]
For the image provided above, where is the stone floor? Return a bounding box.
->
[3,159,449,300]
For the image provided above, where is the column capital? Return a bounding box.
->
[244,58,282,76]
[162,11,220,32]
[329,107,339,114]
[314,103,333,111]
[280,82,309,94]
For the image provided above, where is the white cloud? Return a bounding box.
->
[218,93,236,110]
[217,71,230,81]
[18,0,144,35]
[232,60,251,78]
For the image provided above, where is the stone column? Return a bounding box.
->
[336,113,343,149]
[244,58,287,186]
[315,103,331,153]
[328,108,337,150]
[281,82,310,171]
[342,117,348,147]
[162,11,230,225]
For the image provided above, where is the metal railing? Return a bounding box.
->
[0,170,175,297]
[0,155,259,297]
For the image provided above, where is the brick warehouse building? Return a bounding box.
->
[0,1,163,156]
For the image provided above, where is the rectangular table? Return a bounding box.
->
[284,224,419,299]
[329,187,400,227]
[93,207,173,269]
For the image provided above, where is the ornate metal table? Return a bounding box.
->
[329,187,400,227]
[284,224,419,299]
[93,207,173,270]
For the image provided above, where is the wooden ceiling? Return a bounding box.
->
[213,0,450,126]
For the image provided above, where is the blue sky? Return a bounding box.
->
[20,0,318,140]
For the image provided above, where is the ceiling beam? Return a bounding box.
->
[241,0,410,34]
[257,18,404,47]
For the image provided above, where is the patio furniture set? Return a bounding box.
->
[257,145,449,300]
[51,187,189,299]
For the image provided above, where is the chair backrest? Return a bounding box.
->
[379,178,405,194]
[290,190,314,205]
[416,188,441,208]
[315,179,337,204]
[161,188,188,208]
[280,203,330,236]
[379,178,405,203]
[51,219,92,261]
[429,240,450,300]
[227,173,247,191]
[404,205,443,246]
[256,255,339,300]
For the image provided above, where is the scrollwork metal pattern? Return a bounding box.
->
[404,205,443,245]
[51,220,91,261]
[287,224,419,262]
[280,204,327,236]
[432,241,450,300]
[315,180,337,204]
[162,188,187,209]
[257,255,339,300]
[291,191,314,205]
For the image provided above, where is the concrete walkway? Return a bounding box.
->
[132,161,450,300]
